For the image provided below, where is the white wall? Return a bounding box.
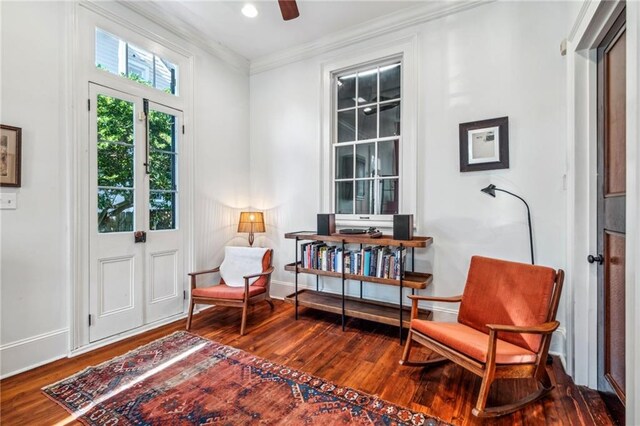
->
[0,1,251,377]
[250,1,570,356]
[0,1,71,376]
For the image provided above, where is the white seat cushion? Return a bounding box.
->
[219,246,268,287]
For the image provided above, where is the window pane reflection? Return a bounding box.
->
[336,181,353,214]
[337,75,356,109]
[378,179,399,215]
[357,69,377,104]
[379,102,400,137]
[357,106,377,140]
[378,140,398,177]
[356,143,375,178]
[338,110,355,142]
[335,145,354,179]
[380,63,401,101]
[355,180,374,215]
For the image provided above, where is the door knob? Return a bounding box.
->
[587,254,604,265]
[134,231,147,243]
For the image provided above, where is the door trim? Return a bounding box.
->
[568,3,640,423]
[566,0,626,388]
[70,4,194,351]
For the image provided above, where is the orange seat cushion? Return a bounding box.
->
[411,320,537,365]
[457,256,557,353]
[192,284,266,300]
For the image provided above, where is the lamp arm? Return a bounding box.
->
[495,188,535,265]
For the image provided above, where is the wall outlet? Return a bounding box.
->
[0,193,17,210]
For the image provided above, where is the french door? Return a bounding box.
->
[88,83,185,342]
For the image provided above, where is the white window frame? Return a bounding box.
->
[320,35,418,228]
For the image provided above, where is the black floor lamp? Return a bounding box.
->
[481,184,551,364]
[480,184,534,265]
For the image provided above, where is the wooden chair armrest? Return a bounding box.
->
[243,266,275,280]
[408,295,463,321]
[188,267,220,277]
[486,321,560,335]
[407,295,463,303]
[188,267,220,291]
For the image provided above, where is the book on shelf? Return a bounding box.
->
[299,242,406,279]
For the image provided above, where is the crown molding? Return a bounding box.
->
[567,0,593,43]
[112,0,250,74]
[250,0,493,75]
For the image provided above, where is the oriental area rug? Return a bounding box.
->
[43,331,446,425]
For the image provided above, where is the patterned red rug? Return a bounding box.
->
[43,331,445,425]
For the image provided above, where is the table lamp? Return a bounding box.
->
[238,212,265,247]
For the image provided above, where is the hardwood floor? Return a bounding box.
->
[1,301,614,425]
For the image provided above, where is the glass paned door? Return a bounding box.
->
[89,85,145,342]
[144,101,184,324]
[88,84,185,342]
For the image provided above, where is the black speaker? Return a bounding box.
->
[393,214,413,240]
[317,214,336,236]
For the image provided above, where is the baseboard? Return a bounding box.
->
[69,312,187,357]
[0,328,69,379]
[549,326,567,369]
[270,279,302,299]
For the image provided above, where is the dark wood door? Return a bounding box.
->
[596,10,626,424]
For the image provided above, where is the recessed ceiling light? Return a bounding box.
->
[242,4,258,18]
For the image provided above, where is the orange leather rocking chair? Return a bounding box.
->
[186,247,274,335]
[400,256,564,418]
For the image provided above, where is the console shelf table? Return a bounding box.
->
[283,231,434,343]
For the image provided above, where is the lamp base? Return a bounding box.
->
[248,232,254,247]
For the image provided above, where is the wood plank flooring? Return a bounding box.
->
[0,301,614,425]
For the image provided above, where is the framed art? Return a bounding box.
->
[1,125,22,187]
[459,116,509,172]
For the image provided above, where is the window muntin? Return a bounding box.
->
[95,28,178,96]
[334,61,401,216]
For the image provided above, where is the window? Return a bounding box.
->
[95,28,178,95]
[333,60,401,216]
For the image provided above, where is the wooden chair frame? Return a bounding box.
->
[400,270,564,418]
[186,249,275,335]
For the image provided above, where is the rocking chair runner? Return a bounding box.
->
[186,248,275,335]
[400,256,564,418]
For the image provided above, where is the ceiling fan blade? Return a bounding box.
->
[278,0,299,21]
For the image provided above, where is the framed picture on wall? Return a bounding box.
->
[1,124,22,187]
[459,116,509,172]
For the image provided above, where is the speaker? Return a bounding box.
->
[393,214,413,240]
[317,214,336,236]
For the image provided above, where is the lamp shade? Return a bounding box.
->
[480,184,497,197]
[237,212,265,233]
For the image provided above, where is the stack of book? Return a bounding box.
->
[299,243,406,279]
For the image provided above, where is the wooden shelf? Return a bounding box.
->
[284,262,432,290]
[284,289,433,328]
[284,231,433,248]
